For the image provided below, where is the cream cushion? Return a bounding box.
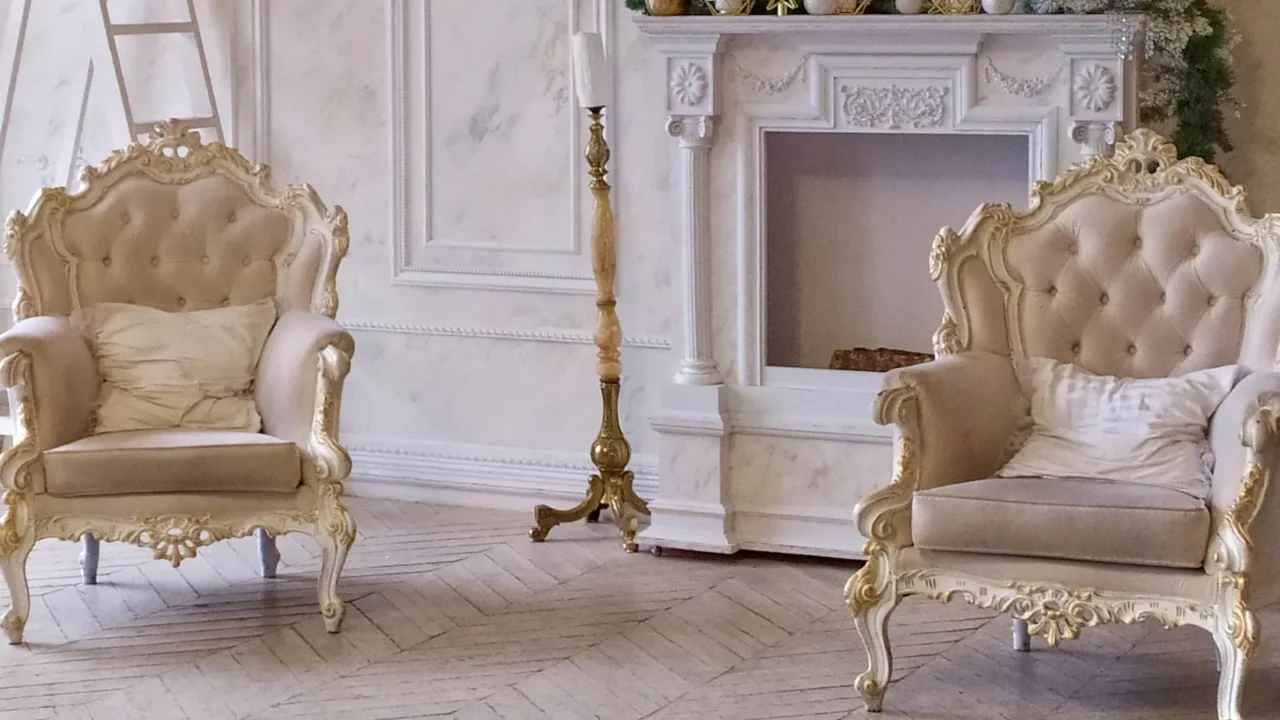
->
[43,429,301,497]
[912,476,1212,569]
[997,357,1237,500]
[76,298,278,434]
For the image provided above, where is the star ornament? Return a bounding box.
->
[767,0,799,15]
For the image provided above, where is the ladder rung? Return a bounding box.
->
[108,21,196,36]
[132,117,218,135]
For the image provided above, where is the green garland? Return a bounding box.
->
[627,0,1238,162]
[1029,0,1236,162]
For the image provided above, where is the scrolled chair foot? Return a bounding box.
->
[847,546,901,713]
[1,610,25,645]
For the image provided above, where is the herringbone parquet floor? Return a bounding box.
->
[1,498,1277,719]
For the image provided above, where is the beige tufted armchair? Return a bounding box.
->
[0,122,356,643]
[847,130,1280,720]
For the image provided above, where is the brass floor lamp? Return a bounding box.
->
[529,33,650,552]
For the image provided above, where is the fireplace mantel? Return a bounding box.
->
[634,13,1138,39]
[636,12,1143,558]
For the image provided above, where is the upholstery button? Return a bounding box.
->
[1208,296,1218,307]
[1068,244,1078,254]
[150,257,159,267]
[170,209,180,219]
[1160,291,1168,302]
[121,213,131,224]
[227,212,237,223]
[1071,342,1081,354]
[220,298,230,307]
[102,257,111,267]
[1100,293,1109,305]
[202,256,210,265]
[1127,344,1137,355]
[1191,244,1201,256]
[1134,238,1142,249]
[242,257,252,267]
[177,297,187,308]
[1048,286,1057,297]
[1185,345,1193,356]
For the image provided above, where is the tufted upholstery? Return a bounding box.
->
[1006,193,1262,379]
[18,173,332,318]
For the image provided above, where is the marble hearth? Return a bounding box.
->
[635,15,1142,558]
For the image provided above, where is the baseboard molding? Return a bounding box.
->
[733,503,864,560]
[345,435,658,512]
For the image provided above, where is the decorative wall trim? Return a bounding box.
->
[1073,63,1117,112]
[346,436,659,511]
[982,57,1065,98]
[840,85,949,130]
[389,0,605,294]
[734,56,808,96]
[341,319,671,349]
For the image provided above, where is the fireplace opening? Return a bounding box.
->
[764,131,1029,374]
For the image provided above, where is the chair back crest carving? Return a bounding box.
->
[931,129,1280,378]
[3,120,347,322]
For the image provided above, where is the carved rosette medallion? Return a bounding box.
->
[841,85,948,130]
[1074,64,1117,112]
[670,62,709,107]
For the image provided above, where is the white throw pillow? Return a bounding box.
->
[75,298,278,434]
[996,357,1238,500]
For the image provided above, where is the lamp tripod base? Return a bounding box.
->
[530,380,650,552]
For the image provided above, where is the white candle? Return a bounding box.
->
[572,32,612,109]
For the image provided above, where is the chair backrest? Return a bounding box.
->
[4,121,347,322]
[931,129,1280,378]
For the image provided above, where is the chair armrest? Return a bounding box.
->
[255,310,355,483]
[1206,371,1280,608]
[0,317,99,491]
[856,351,1024,548]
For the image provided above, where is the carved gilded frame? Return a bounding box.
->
[0,122,356,644]
[846,130,1277,720]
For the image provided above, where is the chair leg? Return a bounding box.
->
[1213,618,1251,720]
[1012,617,1031,652]
[256,529,280,579]
[1,526,36,645]
[852,581,902,712]
[315,494,355,633]
[80,534,99,585]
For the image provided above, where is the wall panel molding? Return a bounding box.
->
[390,0,612,294]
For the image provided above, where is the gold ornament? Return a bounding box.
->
[929,0,979,12]
[645,0,687,15]
[767,0,800,15]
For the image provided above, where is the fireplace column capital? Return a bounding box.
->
[665,115,715,147]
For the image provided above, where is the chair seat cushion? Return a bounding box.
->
[44,430,301,497]
[912,476,1211,569]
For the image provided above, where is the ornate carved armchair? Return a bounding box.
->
[847,130,1280,720]
[0,123,356,644]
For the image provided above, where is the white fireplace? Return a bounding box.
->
[635,14,1141,558]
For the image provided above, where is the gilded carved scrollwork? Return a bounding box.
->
[35,512,316,568]
[896,570,1215,647]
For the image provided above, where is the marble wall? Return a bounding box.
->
[0,0,1277,503]
[1220,0,1280,214]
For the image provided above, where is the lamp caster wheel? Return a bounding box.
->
[650,546,665,557]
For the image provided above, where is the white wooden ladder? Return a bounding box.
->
[97,0,224,144]
[0,0,225,195]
